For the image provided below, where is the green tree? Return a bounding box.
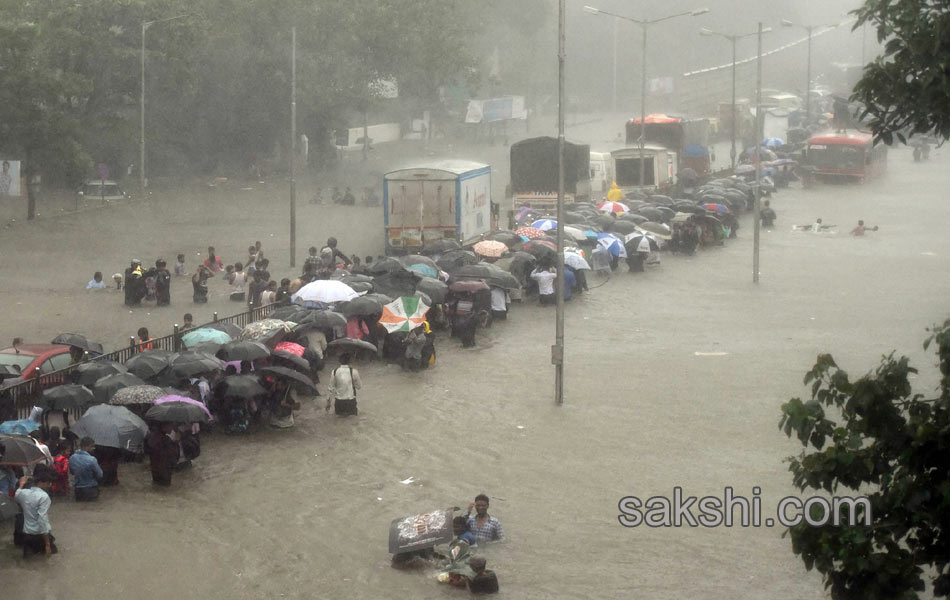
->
[780,319,950,598]
[852,1,950,144]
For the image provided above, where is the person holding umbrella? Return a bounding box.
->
[145,422,180,486]
[326,353,361,416]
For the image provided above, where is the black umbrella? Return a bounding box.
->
[452,264,520,290]
[272,350,310,371]
[421,239,461,255]
[145,401,210,424]
[268,305,311,322]
[38,384,97,411]
[202,321,243,338]
[125,349,173,380]
[331,272,374,284]
[415,277,448,303]
[367,257,407,275]
[216,340,271,362]
[637,207,665,222]
[563,211,589,225]
[326,338,378,356]
[591,215,617,230]
[166,351,225,379]
[341,296,385,318]
[435,250,478,273]
[364,293,395,305]
[299,310,347,330]
[258,366,317,393]
[344,281,374,294]
[75,360,128,386]
[372,271,422,299]
[51,333,103,355]
[93,373,147,404]
[648,195,674,206]
[0,433,47,466]
[214,375,268,401]
[189,341,225,355]
[482,230,523,248]
[71,404,148,452]
[608,220,639,235]
[495,251,538,284]
[520,239,558,261]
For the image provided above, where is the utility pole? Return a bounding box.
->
[753,22,763,284]
[638,23,647,189]
[290,26,297,268]
[554,0,566,405]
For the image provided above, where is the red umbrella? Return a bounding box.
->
[515,226,545,239]
[274,341,306,357]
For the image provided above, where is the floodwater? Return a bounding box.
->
[1,131,949,599]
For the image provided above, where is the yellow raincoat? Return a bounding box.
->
[606,181,623,203]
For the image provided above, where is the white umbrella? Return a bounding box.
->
[563,251,591,270]
[563,225,588,242]
[292,279,359,306]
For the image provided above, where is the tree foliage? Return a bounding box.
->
[780,319,950,598]
[0,0,494,184]
[851,0,950,144]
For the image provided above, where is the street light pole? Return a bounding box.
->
[700,27,770,169]
[805,26,813,121]
[639,23,647,189]
[140,14,188,200]
[554,0,566,405]
[753,22,763,284]
[584,6,709,190]
[290,26,297,268]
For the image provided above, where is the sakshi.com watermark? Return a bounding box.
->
[617,487,871,528]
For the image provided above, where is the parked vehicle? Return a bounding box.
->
[625,114,711,173]
[802,132,887,185]
[383,161,491,255]
[0,343,72,388]
[509,136,590,214]
[610,146,678,193]
[78,180,129,202]
[588,151,615,201]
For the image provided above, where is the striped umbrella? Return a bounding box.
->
[531,219,558,231]
[597,201,630,214]
[378,296,431,334]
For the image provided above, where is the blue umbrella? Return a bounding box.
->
[182,327,233,348]
[761,137,784,148]
[596,233,627,258]
[0,419,40,435]
[531,218,558,231]
[406,263,439,279]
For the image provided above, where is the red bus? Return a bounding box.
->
[803,132,887,185]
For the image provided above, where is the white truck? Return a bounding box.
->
[610,145,678,194]
[383,161,492,255]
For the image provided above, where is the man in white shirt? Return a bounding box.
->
[15,472,57,557]
[86,271,107,289]
[326,353,361,416]
[531,267,557,306]
[490,287,509,321]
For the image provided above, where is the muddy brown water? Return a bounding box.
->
[1,143,948,599]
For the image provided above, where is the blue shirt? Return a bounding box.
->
[467,514,504,543]
[69,450,103,489]
[15,487,51,534]
[459,530,477,547]
[0,466,16,496]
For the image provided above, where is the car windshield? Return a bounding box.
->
[83,184,121,196]
[0,352,34,373]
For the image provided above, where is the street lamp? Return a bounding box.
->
[141,14,188,198]
[780,19,840,123]
[700,26,771,168]
[584,6,709,189]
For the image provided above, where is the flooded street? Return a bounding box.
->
[2,139,949,598]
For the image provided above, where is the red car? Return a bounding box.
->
[0,343,73,388]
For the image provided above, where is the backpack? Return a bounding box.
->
[469,570,499,594]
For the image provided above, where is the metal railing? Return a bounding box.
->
[0,301,286,421]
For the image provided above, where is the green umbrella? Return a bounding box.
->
[378,296,430,334]
[182,327,232,348]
